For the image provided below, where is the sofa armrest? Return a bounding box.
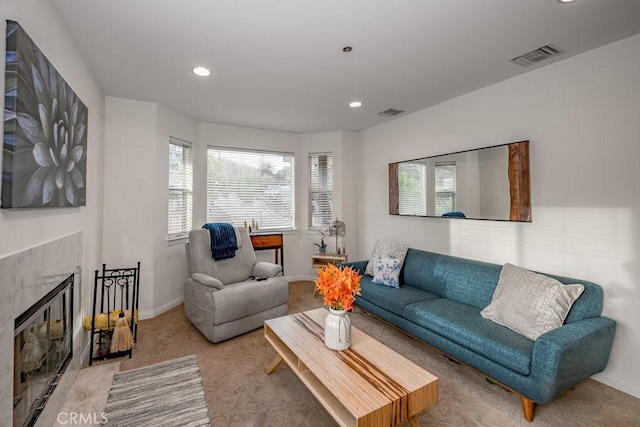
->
[192,273,224,290]
[252,261,283,278]
[530,316,616,402]
[341,260,369,275]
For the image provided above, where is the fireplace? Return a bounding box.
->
[13,274,74,427]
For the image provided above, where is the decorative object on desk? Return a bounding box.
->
[313,228,329,253]
[314,263,362,350]
[330,218,346,255]
[2,21,88,209]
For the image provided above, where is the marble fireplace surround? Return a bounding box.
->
[0,231,83,427]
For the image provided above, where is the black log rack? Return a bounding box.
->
[89,263,140,365]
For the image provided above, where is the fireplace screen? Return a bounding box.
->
[14,274,74,427]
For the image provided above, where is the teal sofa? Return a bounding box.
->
[344,248,616,421]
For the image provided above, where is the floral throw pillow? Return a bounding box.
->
[372,255,402,289]
[365,240,408,277]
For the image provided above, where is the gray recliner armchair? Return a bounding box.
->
[184,227,288,343]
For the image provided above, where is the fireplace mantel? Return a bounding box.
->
[0,232,82,427]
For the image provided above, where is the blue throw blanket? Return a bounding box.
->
[202,223,238,260]
[442,211,466,218]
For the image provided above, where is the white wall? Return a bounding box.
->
[194,125,361,279]
[197,122,304,275]
[104,98,199,318]
[0,2,105,287]
[298,131,360,277]
[102,108,360,317]
[155,105,199,313]
[104,98,158,316]
[0,1,105,424]
[357,34,640,397]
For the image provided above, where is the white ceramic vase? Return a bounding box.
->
[324,308,351,350]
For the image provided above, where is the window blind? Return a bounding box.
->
[309,153,333,229]
[398,162,427,216]
[168,138,193,239]
[435,162,456,216]
[207,147,295,230]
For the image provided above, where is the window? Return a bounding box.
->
[398,162,427,216]
[168,138,193,239]
[435,162,456,216]
[309,153,333,229]
[207,147,295,230]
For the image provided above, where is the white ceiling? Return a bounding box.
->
[51,0,640,134]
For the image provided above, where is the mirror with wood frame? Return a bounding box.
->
[389,140,531,222]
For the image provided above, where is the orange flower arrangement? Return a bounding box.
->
[314,264,362,311]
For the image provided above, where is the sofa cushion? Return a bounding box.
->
[481,264,585,340]
[357,276,438,317]
[401,249,502,310]
[372,255,402,288]
[365,240,408,277]
[404,299,534,376]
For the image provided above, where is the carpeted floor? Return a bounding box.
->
[68,281,640,426]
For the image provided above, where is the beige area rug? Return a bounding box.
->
[68,281,640,426]
[103,355,210,426]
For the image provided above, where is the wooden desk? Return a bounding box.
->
[250,233,284,273]
[312,253,347,269]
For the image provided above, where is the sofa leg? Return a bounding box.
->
[520,396,535,422]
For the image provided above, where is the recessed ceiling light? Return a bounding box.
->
[349,101,362,108]
[557,0,577,3]
[192,67,211,77]
[343,46,353,53]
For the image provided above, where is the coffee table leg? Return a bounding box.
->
[266,354,283,374]
[409,416,420,427]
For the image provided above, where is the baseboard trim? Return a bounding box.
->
[139,296,184,320]
[593,373,640,399]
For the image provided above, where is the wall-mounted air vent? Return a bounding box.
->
[510,45,562,67]
[377,108,405,118]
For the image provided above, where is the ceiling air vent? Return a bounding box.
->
[377,108,405,118]
[510,45,562,67]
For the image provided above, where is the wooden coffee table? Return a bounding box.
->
[264,308,438,426]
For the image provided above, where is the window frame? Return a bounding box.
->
[308,152,334,230]
[434,161,456,216]
[206,146,295,231]
[398,161,427,216]
[167,137,193,242]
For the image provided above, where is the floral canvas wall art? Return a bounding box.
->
[2,20,87,208]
